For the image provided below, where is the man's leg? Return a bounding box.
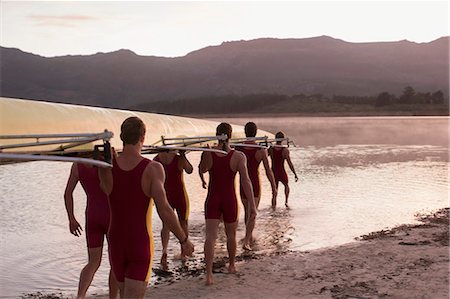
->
[123,278,147,299]
[77,247,102,299]
[224,221,238,273]
[179,219,189,257]
[108,269,119,299]
[284,182,290,207]
[243,198,256,250]
[204,219,220,285]
[272,182,279,208]
[255,195,261,210]
[241,196,249,224]
[117,282,125,299]
[160,224,170,270]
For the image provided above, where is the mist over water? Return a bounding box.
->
[216,116,449,147]
[0,116,448,297]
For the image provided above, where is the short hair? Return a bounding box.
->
[120,117,146,145]
[216,122,232,140]
[275,131,285,139]
[244,122,257,137]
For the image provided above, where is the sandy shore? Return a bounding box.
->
[94,208,449,299]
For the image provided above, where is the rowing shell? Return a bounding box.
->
[0,97,264,150]
[1,97,274,166]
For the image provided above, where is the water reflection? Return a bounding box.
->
[0,117,448,297]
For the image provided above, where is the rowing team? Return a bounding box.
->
[64,117,299,299]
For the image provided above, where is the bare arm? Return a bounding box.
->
[64,163,82,237]
[199,152,212,189]
[268,147,273,162]
[98,166,113,195]
[260,149,277,193]
[199,151,212,174]
[285,149,298,182]
[236,153,257,215]
[148,163,194,256]
[199,171,207,189]
[179,152,193,174]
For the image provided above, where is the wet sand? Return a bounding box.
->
[90,209,450,299]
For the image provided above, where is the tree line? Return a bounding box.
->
[332,86,446,107]
[132,86,449,116]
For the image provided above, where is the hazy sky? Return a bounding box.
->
[1,1,449,57]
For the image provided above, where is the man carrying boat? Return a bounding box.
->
[99,116,194,298]
[199,122,256,285]
[153,150,193,270]
[269,131,299,208]
[236,122,277,250]
[64,162,118,299]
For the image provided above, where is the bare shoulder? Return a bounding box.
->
[144,160,164,178]
[232,150,246,163]
[201,151,212,159]
[71,162,78,172]
[256,148,268,160]
[233,149,245,159]
[200,151,213,165]
[149,159,163,172]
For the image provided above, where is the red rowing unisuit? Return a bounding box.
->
[108,158,154,283]
[77,164,109,248]
[153,155,189,221]
[237,144,261,198]
[205,150,238,223]
[271,147,288,185]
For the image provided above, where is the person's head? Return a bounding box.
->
[275,131,285,144]
[120,116,146,146]
[216,122,232,142]
[244,122,257,137]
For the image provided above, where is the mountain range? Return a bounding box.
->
[1,35,448,109]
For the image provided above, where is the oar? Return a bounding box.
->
[0,153,112,168]
[141,145,227,155]
[160,134,227,146]
[231,143,269,149]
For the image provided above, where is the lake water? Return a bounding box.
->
[0,116,448,297]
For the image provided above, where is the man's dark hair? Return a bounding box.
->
[275,131,285,139]
[120,117,146,145]
[244,122,257,137]
[216,122,232,140]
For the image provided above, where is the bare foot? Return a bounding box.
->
[228,264,237,274]
[160,253,168,271]
[205,273,214,285]
[242,242,252,251]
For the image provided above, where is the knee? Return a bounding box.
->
[87,259,101,270]
[205,232,217,243]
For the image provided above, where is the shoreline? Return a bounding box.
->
[173,112,450,119]
[91,208,448,299]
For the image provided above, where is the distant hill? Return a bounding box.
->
[1,36,448,109]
